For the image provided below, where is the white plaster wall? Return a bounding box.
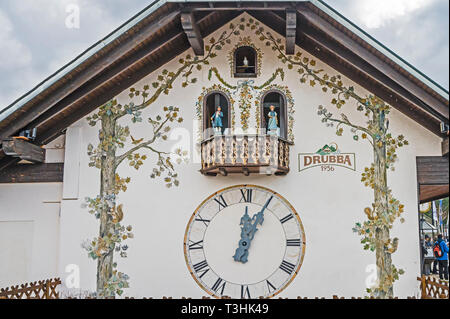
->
[0,183,62,287]
[58,13,442,298]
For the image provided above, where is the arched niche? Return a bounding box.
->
[203,91,231,138]
[234,46,257,78]
[260,90,288,139]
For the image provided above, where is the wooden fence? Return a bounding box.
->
[0,278,60,299]
[418,275,449,299]
[1,276,447,299]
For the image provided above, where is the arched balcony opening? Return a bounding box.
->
[260,90,288,139]
[203,91,230,139]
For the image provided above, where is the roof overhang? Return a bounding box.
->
[0,1,448,170]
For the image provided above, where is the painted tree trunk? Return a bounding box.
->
[373,112,393,298]
[97,115,117,297]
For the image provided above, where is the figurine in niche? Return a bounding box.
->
[211,106,224,135]
[267,105,278,136]
[243,56,249,67]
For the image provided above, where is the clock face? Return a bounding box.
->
[184,184,306,299]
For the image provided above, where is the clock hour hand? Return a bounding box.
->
[233,196,273,263]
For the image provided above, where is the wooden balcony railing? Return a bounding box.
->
[200,134,293,176]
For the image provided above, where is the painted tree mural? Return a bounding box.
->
[82,16,409,298]
[82,23,245,298]
[245,18,408,298]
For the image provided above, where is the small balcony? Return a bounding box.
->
[200,134,293,176]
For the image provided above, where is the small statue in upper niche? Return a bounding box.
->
[211,106,224,135]
[267,105,278,135]
[243,56,249,67]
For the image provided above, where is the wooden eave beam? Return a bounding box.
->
[35,11,241,146]
[178,2,297,11]
[181,11,204,55]
[419,184,449,203]
[0,9,181,141]
[442,137,449,157]
[2,138,45,163]
[297,5,449,122]
[300,34,442,135]
[285,9,297,55]
[21,11,215,135]
[0,163,63,183]
[248,10,442,135]
[299,25,444,130]
[416,156,449,185]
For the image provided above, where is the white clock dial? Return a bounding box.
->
[184,185,306,299]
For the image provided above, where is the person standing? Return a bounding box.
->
[432,236,439,274]
[434,234,449,280]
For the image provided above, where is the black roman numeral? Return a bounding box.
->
[280,260,296,275]
[241,285,251,299]
[280,214,294,224]
[193,260,209,278]
[214,195,228,211]
[195,214,210,227]
[240,189,253,203]
[211,278,226,295]
[188,240,203,250]
[286,239,301,246]
[266,280,276,294]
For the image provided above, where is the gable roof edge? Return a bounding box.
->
[0,0,166,123]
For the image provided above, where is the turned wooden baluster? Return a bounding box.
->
[201,143,206,170]
[220,136,226,165]
[278,140,284,168]
[243,135,249,165]
[284,142,290,169]
[232,136,237,165]
[211,138,216,166]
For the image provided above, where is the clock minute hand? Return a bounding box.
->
[233,196,274,263]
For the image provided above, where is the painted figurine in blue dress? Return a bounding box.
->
[211,106,223,135]
[267,105,278,135]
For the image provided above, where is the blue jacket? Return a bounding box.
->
[435,239,449,261]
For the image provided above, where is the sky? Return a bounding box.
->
[0,0,448,110]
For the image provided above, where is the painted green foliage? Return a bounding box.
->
[82,21,250,298]
[82,16,408,298]
[244,18,408,298]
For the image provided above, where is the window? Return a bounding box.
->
[234,46,257,78]
[261,91,287,139]
[204,92,230,138]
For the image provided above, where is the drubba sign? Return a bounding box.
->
[298,143,356,172]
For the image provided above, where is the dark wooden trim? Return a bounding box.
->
[178,2,298,11]
[297,5,449,121]
[419,184,449,203]
[285,9,297,55]
[0,163,63,183]
[35,11,241,146]
[416,156,449,185]
[181,11,204,55]
[442,137,449,157]
[22,11,213,136]
[2,138,45,163]
[300,25,445,123]
[248,10,442,135]
[0,9,181,141]
[299,35,442,135]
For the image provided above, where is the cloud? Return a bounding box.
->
[0,0,145,108]
[331,0,449,89]
[0,0,448,110]
[354,0,436,29]
[0,9,32,70]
